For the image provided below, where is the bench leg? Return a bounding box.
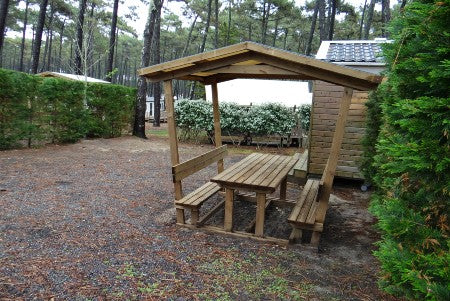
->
[255,193,266,237]
[280,177,287,200]
[289,227,302,243]
[310,231,321,247]
[191,209,199,226]
[224,188,234,232]
[176,208,185,224]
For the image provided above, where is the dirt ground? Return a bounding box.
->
[0,131,399,300]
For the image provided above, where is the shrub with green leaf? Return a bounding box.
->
[174,100,306,143]
[363,1,450,300]
[0,69,136,149]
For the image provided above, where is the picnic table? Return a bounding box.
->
[211,153,299,237]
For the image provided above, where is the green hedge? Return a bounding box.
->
[174,99,310,142]
[363,1,450,300]
[0,69,136,150]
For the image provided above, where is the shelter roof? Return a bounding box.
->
[138,41,383,90]
[38,72,110,84]
[316,38,391,66]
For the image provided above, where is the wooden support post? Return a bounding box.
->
[191,209,199,226]
[224,188,234,231]
[311,87,353,245]
[211,82,224,173]
[289,227,302,243]
[165,80,184,223]
[255,193,266,237]
[280,177,287,200]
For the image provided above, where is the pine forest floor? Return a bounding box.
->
[0,126,401,300]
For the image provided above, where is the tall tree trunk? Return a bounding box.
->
[133,0,158,138]
[58,23,64,71]
[75,0,87,75]
[381,0,390,37]
[47,27,53,71]
[359,0,367,39]
[283,28,288,50]
[272,17,279,47]
[183,14,198,56]
[0,0,10,66]
[19,0,29,72]
[226,0,232,45]
[318,0,326,42]
[200,0,212,52]
[306,0,319,56]
[41,1,54,72]
[214,0,218,48]
[327,0,337,40]
[31,0,48,74]
[152,0,163,127]
[364,0,376,40]
[106,0,119,81]
[86,2,96,77]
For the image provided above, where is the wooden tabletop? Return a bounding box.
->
[211,153,299,193]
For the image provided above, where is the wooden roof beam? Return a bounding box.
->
[252,53,380,90]
[144,52,255,82]
[206,65,301,76]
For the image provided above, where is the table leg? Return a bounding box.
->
[255,193,266,237]
[224,188,234,232]
[280,177,287,200]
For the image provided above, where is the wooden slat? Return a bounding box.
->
[172,145,228,181]
[212,153,261,182]
[197,200,225,226]
[288,179,314,221]
[296,181,320,223]
[175,182,221,207]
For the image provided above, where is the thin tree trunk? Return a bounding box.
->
[57,20,65,72]
[152,0,163,127]
[106,0,119,81]
[214,0,218,48]
[272,17,279,47]
[359,0,367,39]
[19,0,29,72]
[183,14,198,56]
[226,0,232,45]
[318,0,326,42]
[87,2,96,76]
[75,0,87,75]
[306,0,319,56]
[0,0,10,66]
[283,28,288,50]
[327,0,337,40]
[47,27,53,71]
[133,0,158,138]
[31,0,48,74]
[200,0,213,52]
[364,0,376,40]
[381,0,391,37]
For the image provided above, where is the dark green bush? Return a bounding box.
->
[0,69,136,150]
[87,83,135,138]
[0,69,39,149]
[363,1,450,299]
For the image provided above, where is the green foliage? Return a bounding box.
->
[174,99,308,142]
[87,84,135,138]
[0,69,136,150]
[364,1,450,299]
[0,69,39,149]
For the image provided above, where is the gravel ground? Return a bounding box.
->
[0,135,400,300]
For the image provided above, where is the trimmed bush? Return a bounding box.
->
[0,69,136,150]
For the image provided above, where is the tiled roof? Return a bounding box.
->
[325,42,384,63]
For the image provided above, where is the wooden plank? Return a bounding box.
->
[297,180,320,224]
[255,193,266,237]
[288,179,314,222]
[316,87,353,226]
[280,177,287,200]
[311,130,364,139]
[211,83,224,173]
[235,192,296,208]
[310,147,363,156]
[224,188,234,232]
[245,198,272,233]
[173,145,228,181]
[206,64,301,75]
[197,200,225,226]
[246,155,287,186]
[212,153,262,182]
[240,154,280,185]
[164,80,183,201]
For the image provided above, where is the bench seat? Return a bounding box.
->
[175,181,221,208]
[288,179,323,242]
[175,181,221,225]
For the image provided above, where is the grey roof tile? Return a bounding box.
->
[325,42,384,63]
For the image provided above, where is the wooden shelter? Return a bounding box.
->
[138,42,382,246]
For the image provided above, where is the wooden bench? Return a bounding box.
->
[173,145,227,225]
[288,178,324,245]
[288,150,308,184]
